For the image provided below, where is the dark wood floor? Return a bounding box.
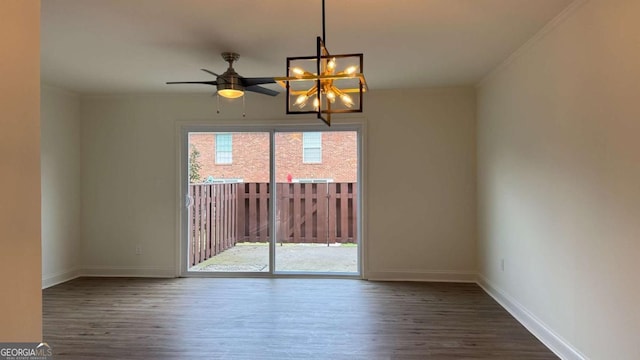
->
[43,278,557,360]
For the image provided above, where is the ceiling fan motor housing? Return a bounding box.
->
[218,52,244,93]
[217,68,244,92]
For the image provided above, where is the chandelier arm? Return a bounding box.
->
[330,85,344,97]
[306,85,318,97]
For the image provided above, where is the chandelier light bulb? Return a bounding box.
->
[292,67,305,77]
[327,58,336,71]
[313,97,320,110]
[340,94,354,108]
[344,66,357,75]
[295,94,308,108]
[326,90,336,103]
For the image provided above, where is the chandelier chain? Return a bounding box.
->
[322,0,326,43]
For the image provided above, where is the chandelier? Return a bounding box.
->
[275,0,368,126]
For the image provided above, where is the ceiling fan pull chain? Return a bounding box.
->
[216,94,221,114]
[242,95,246,118]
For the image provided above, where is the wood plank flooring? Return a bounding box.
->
[43,278,558,359]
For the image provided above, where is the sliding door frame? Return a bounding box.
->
[175,119,367,279]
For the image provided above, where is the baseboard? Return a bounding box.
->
[80,266,176,278]
[42,268,82,289]
[366,270,477,283]
[477,275,587,360]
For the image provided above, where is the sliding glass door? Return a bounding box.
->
[186,131,270,272]
[274,131,359,273]
[182,127,360,276]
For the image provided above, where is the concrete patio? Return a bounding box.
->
[190,243,358,273]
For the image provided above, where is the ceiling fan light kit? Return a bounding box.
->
[216,89,244,99]
[275,0,368,126]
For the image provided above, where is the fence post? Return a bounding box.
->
[350,183,357,242]
[316,183,328,245]
[259,183,269,242]
[231,183,237,247]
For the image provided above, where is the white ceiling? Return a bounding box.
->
[41,0,574,94]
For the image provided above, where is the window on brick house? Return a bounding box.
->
[215,134,232,164]
[302,132,322,163]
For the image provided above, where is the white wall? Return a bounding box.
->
[41,84,82,288]
[0,0,42,341]
[477,0,640,359]
[79,88,477,280]
[366,88,477,280]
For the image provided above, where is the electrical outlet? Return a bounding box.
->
[500,258,505,272]
[135,245,142,255]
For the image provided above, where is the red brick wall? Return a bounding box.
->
[275,132,357,182]
[188,131,357,183]
[189,132,269,182]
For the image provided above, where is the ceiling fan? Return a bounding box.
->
[166,52,279,98]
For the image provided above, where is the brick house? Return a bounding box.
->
[188,131,357,183]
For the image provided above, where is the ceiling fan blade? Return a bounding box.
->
[166,81,217,85]
[246,85,279,97]
[201,69,220,77]
[241,77,276,86]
